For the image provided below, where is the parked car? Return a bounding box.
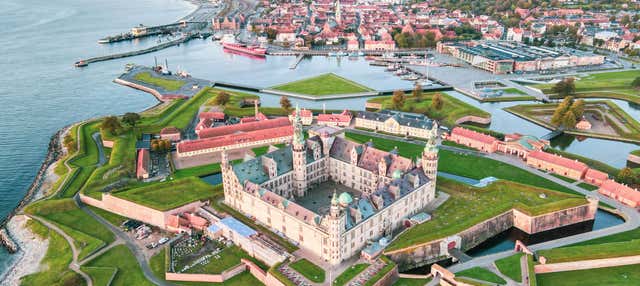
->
[158,237,169,244]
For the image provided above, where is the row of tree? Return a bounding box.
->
[101,113,141,136]
[550,96,585,128]
[390,86,444,111]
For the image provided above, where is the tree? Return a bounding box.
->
[552,77,575,96]
[617,167,638,185]
[632,77,640,89]
[214,91,231,106]
[280,96,292,111]
[63,134,77,153]
[101,116,122,135]
[413,84,423,102]
[122,112,141,127]
[431,93,444,110]
[569,99,585,120]
[551,96,574,126]
[391,90,405,110]
[562,110,576,128]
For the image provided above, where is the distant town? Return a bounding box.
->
[4,1,640,286]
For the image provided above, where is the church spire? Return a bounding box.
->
[293,104,305,147]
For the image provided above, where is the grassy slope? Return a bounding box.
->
[84,245,154,286]
[333,263,369,286]
[20,219,83,286]
[25,199,115,261]
[567,227,640,247]
[537,264,640,286]
[289,258,326,283]
[535,70,640,104]
[495,253,524,282]
[456,267,507,285]
[133,72,185,91]
[537,239,640,263]
[367,92,490,126]
[58,121,101,198]
[271,73,373,96]
[112,177,217,211]
[386,178,585,251]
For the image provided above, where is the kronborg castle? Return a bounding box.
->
[221,108,439,264]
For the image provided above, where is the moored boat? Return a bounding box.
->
[222,43,267,57]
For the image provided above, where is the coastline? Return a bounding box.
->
[1,215,49,285]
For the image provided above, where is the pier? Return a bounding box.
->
[289,54,305,69]
[76,33,208,67]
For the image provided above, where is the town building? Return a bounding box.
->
[598,180,640,208]
[526,151,588,181]
[449,127,499,153]
[289,108,313,125]
[355,110,436,139]
[221,107,439,264]
[160,127,182,142]
[317,109,352,127]
[136,149,150,180]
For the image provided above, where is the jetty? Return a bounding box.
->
[76,33,209,67]
[289,54,305,69]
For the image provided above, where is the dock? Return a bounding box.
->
[77,33,208,67]
[289,54,305,69]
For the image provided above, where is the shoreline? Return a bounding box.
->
[0,215,49,285]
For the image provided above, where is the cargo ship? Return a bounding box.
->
[222,43,267,57]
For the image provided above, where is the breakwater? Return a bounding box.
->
[0,126,65,252]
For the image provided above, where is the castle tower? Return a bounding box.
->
[326,190,345,264]
[422,122,439,180]
[292,105,308,197]
[220,148,234,206]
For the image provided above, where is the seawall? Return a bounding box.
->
[385,199,597,271]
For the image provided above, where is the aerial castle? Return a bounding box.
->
[221,108,439,264]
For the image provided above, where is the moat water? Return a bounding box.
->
[1,0,637,277]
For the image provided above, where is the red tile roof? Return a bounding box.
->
[528,151,588,172]
[199,111,226,120]
[178,125,293,154]
[198,117,290,139]
[585,168,609,181]
[136,149,150,178]
[451,127,497,145]
[599,179,640,205]
[160,126,180,135]
[291,108,313,117]
[317,109,352,123]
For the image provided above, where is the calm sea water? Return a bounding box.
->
[1,0,637,277]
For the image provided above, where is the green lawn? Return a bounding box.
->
[25,199,115,261]
[550,173,577,183]
[535,70,640,104]
[386,178,586,252]
[456,267,506,285]
[289,258,325,283]
[392,277,432,286]
[58,121,102,198]
[537,239,640,263]
[84,245,154,286]
[567,227,640,247]
[367,92,490,127]
[88,205,128,227]
[20,219,84,286]
[345,132,579,195]
[81,266,117,286]
[182,245,267,274]
[112,177,217,211]
[577,182,600,191]
[500,88,527,95]
[271,73,373,96]
[333,263,369,286]
[495,253,523,282]
[133,72,186,91]
[632,149,640,156]
[252,144,286,157]
[505,100,640,142]
[537,263,640,286]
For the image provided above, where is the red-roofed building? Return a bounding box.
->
[449,127,499,153]
[289,108,313,125]
[599,180,640,208]
[526,151,589,181]
[136,149,150,180]
[160,127,181,142]
[197,117,290,139]
[177,125,293,158]
[166,212,209,234]
[347,39,359,50]
[317,109,352,127]
[584,168,609,186]
[364,40,395,50]
[199,111,226,121]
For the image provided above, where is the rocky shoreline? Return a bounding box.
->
[1,215,49,285]
[0,125,67,253]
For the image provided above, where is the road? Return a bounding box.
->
[347,128,640,275]
[73,194,172,286]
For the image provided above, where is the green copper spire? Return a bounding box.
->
[424,122,438,153]
[293,104,305,146]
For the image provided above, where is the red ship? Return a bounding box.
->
[222,43,267,57]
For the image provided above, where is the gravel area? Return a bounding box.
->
[2,215,49,286]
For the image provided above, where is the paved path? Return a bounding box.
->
[29,215,93,286]
[487,263,518,286]
[520,255,529,286]
[78,239,124,265]
[74,194,171,286]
